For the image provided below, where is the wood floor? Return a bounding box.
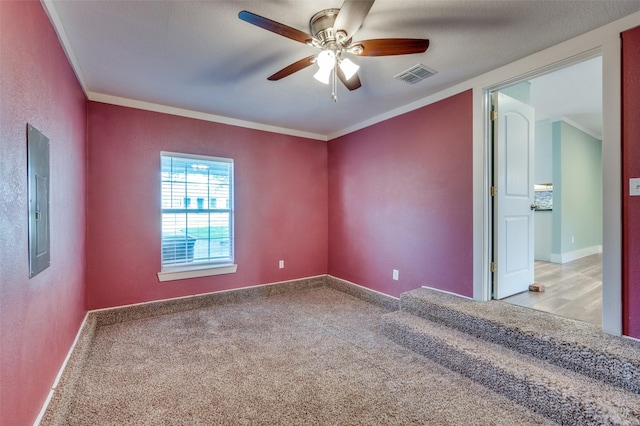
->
[503,253,602,325]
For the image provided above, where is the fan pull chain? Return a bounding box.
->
[331,65,338,102]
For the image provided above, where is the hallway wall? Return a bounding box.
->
[551,121,603,263]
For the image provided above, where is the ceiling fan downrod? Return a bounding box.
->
[332,65,338,102]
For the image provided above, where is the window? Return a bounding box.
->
[157,152,236,282]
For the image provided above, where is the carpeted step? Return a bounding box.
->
[398,288,640,394]
[381,311,640,425]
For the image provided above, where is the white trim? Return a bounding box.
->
[327,275,400,300]
[157,264,238,282]
[327,84,472,140]
[52,314,89,388]
[422,285,474,300]
[549,245,602,264]
[34,390,54,426]
[89,92,327,141]
[557,116,602,141]
[473,87,491,301]
[34,313,90,426]
[92,274,328,312]
[40,0,88,97]
[601,35,623,336]
[537,116,602,141]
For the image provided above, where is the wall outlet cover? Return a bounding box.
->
[630,178,640,196]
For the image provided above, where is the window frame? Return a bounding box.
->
[157,151,237,282]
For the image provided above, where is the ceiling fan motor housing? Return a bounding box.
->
[310,9,347,46]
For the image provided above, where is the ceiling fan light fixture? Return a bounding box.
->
[339,57,359,80]
[316,50,336,70]
[314,50,337,84]
[314,66,333,84]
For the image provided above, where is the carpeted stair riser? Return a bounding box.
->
[399,290,640,394]
[381,312,640,425]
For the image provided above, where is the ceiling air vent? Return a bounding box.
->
[394,64,437,85]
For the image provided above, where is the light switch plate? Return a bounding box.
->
[631,178,640,196]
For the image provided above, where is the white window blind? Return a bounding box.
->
[160,152,234,271]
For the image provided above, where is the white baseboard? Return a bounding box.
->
[421,285,474,300]
[550,245,602,264]
[327,275,400,300]
[34,313,90,426]
[89,274,327,313]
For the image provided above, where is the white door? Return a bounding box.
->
[494,92,535,299]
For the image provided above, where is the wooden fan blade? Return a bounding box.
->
[267,55,316,81]
[353,38,429,56]
[334,0,375,40]
[238,11,312,45]
[337,67,361,91]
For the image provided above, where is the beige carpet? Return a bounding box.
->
[44,287,555,425]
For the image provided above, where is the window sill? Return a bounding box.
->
[157,264,237,282]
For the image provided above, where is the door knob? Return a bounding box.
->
[530,204,537,211]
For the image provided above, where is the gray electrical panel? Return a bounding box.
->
[27,124,50,278]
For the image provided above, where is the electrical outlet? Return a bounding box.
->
[279,260,284,269]
[392,269,399,281]
[571,236,575,244]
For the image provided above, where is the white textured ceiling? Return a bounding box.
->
[44,0,640,138]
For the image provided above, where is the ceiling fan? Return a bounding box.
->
[238,0,429,101]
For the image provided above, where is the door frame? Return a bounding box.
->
[472,40,623,335]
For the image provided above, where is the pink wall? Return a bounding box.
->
[0,1,87,425]
[86,103,328,309]
[622,26,640,339]
[327,91,474,298]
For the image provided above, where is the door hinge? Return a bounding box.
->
[490,262,497,273]
[490,186,497,197]
[490,110,498,121]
